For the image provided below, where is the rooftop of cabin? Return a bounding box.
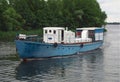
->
[76,27,103,30]
[43,27,65,30]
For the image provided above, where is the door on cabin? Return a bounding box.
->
[88,30,95,42]
[61,30,64,41]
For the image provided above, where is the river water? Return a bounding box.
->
[0,24,120,82]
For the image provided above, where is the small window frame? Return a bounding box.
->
[53,30,56,34]
[45,30,47,34]
[49,30,52,33]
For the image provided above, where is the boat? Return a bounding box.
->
[15,27,104,59]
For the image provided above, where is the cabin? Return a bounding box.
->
[43,27,75,43]
[43,27,104,44]
[76,27,104,42]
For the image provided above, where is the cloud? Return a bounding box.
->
[97,0,120,22]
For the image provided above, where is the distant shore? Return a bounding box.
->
[107,22,120,25]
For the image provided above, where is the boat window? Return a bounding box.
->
[49,30,52,33]
[53,30,56,34]
[61,30,64,41]
[45,30,47,34]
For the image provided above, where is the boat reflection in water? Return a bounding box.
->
[15,49,104,82]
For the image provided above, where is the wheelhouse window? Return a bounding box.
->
[49,30,52,33]
[45,30,47,34]
[53,30,56,34]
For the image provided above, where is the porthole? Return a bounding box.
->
[49,30,51,33]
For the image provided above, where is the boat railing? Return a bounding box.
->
[25,36,43,42]
[16,34,43,42]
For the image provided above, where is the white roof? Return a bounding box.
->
[76,27,101,30]
[44,27,65,30]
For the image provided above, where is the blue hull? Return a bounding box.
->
[15,40,103,59]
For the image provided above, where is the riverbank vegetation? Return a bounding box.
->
[0,0,107,41]
[0,29,42,41]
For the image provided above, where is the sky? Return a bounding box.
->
[97,0,120,22]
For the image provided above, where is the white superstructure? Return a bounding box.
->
[43,27,104,43]
[43,27,75,43]
[76,27,104,42]
[43,27,63,43]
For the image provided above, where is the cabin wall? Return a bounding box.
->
[43,28,65,43]
[75,30,92,43]
[76,28,104,42]
[58,30,63,43]
[43,29,56,43]
[64,31,75,43]
[95,33,103,41]
[95,29,104,41]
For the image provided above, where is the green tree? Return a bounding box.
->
[10,0,36,30]
[7,0,107,31]
[0,0,9,31]
[2,7,24,31]
[78,0,107,27]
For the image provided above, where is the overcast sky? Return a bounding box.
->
[97,0,120,22]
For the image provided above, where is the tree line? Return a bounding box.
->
[0,0,107,31]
